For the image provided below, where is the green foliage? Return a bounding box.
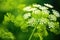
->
[0,0,26,11]
[0,0,54,11]
[0,27,15,40]
[0,3,59,40]
[0,0,60,40]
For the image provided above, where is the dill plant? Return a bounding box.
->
[0,4,60,40]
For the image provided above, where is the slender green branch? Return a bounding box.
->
[39,34,43,40]
[28,26,36,40]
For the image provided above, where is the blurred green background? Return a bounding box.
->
[0,0,60,40]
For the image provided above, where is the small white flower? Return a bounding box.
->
[31,8,37,11]
[49,15,57,21]
[23,13,31,19]
[44,4,53,8]
[33,4,41,8]
[33,4,48,10]
[23,6,32,11]
[39,6,48,10]
[42,10,50,14]
[48,22,55,28]
[28,18,35,23]
[39,18,48,24]
[52,10,60,17]
[33,10,41,14]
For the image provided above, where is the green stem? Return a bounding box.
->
[39,35,43,40]
[28,26,36,40]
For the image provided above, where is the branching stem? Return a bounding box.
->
[28,26,37,40]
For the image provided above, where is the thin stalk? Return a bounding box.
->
[28,26,36,40]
